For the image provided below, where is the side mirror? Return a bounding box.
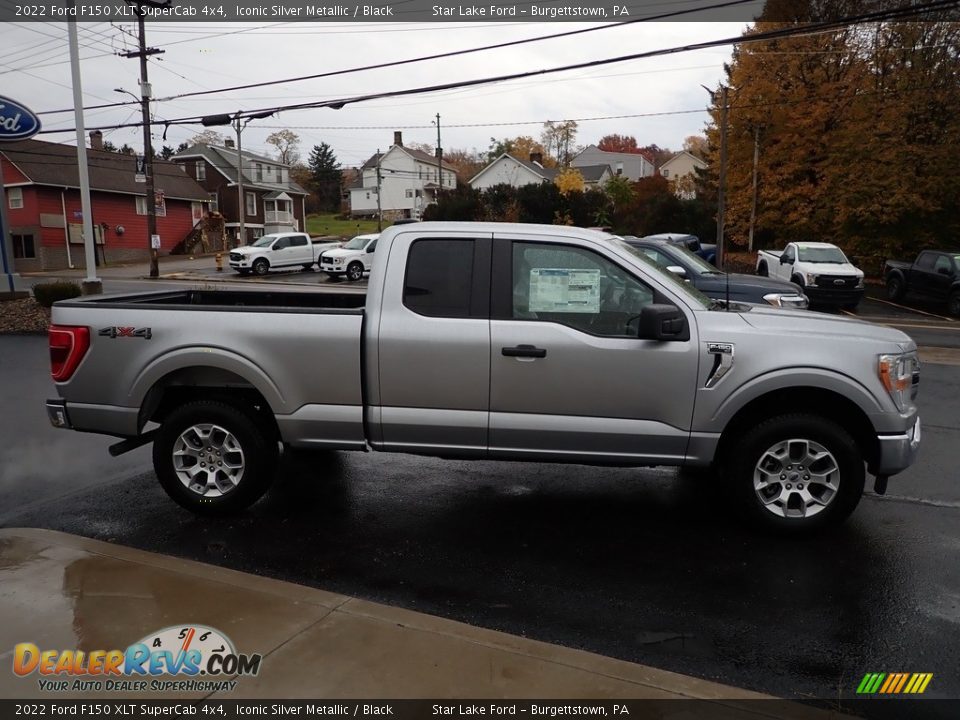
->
[780,255,790,264]
[637,304,689,341]
[849,255,860,267]
[666,265,688,279]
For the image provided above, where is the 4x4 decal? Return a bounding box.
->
[98,326,152,340]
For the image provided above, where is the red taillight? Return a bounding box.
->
[49,325,90,382]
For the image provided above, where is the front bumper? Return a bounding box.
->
[875,416,921,475]
[804,286,865,306]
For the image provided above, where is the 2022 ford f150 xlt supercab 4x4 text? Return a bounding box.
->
[45,223,921,532]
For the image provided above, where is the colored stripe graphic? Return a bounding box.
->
[857,672,932,694]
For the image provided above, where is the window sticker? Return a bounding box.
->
[528,268,601,313]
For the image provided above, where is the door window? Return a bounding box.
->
[933,255,952,275]
[403,239,475,318]
[511,242,655,337]
[290,235,308,247]
[915,252,936,271]
[781,246,795,263]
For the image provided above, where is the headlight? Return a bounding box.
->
[856,276,865,288]
[804,273,818,286]
[878,352,920,411]
[763,292,809,309]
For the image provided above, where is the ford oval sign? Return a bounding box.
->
[0,95,41,141]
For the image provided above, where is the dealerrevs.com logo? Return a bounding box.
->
[13,625,262,693]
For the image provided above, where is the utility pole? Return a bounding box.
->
[234,115,245,246]
[375,149,382,232]
[120,2,167,278]
[748,124,760,253]
[717,84,729,270]
[435,113,443,200]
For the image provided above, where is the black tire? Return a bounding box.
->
[757,261,768,277]
[791,274,805,288]
[346,261,364,282]
[841,303,859,312]
[887,275,904,302]
[728,413,865,533]
[252,258,269,276]
[302,264,314,271]
[948,290,960,317]
[152,400,278,516]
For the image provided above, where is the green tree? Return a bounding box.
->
[308,143,342,213]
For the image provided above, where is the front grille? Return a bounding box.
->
[818,275,857,288]
[321,257,337,265]
[229,253,243,262]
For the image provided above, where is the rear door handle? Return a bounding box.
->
[502,345,547,358]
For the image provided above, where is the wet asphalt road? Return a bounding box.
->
[1,331,958,711]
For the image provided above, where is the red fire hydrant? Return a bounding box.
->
[215,252,223,272]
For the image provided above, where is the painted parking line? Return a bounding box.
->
[861,296,956,321]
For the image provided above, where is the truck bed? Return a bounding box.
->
[56,289,366,312]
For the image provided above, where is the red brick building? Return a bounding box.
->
[1,136,210,271]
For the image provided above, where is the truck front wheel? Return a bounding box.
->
[153,400,277,515]
[252,258,270,276]
[346,261,364,282]
[729,413,864,532]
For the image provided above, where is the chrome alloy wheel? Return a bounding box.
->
[753,438,840,519]
[172,423,245,497]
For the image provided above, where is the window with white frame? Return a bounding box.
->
[246,192,256,216]
[195,161,205,181]
[405,189,413,198]
[136,195,166,217]
[255,164,263,182]
[208,192,218,212]
[8,187,23,209]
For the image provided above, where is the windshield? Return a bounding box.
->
[251,235,280,248]
[798,246,848,264]
[344,235,373,250]
[610,237,713,309]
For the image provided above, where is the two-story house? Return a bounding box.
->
[350,132,457,220]
[173,141,308,245]
[571,145,655,182]
[658,151,708,199]
[1,134,209,272]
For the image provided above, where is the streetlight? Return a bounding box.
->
[200,110,273,246]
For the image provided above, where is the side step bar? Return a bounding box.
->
[108,430,158,457]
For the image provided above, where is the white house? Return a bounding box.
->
[469,152,558,190]
[571,145,654,182]
[350,132,458,219]
[658,151,708,199]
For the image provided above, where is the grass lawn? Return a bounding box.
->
[305,213,381,238]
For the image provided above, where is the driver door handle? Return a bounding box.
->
[502,345,547,358]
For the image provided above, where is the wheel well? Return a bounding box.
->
[716,387,879,472]
[139,367,280,442]
[791,274,804,286]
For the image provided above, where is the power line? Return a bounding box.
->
[35,0,758,116]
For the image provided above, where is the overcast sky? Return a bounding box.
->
[1,21,751,167]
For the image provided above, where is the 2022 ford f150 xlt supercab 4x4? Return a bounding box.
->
[45,223,921,532]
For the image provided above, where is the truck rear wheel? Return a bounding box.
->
[729,413,864,533]
[153,400,277,515]
[887,276,904,301]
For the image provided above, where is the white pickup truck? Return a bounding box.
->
[756,242,864,309]
[318,233,379,281]
[229,232,341,276]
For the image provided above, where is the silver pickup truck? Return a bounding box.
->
[45,222,921,531]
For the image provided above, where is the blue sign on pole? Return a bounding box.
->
[0,96,41,291]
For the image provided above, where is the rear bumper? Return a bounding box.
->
[875,416,921,476]
[46,399,71,429]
